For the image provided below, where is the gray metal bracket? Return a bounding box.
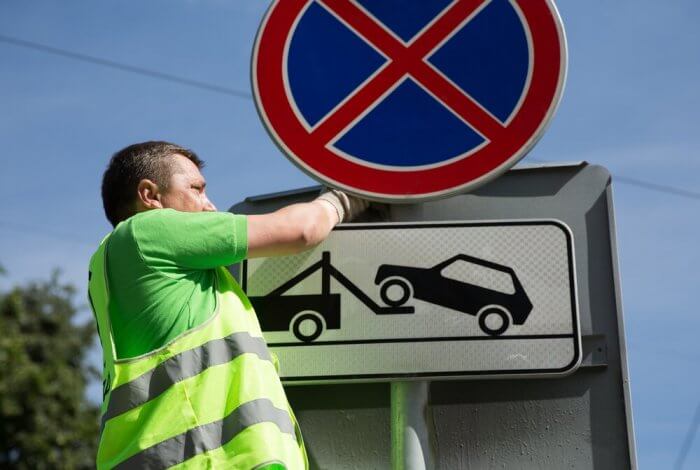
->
[580,334,608,368]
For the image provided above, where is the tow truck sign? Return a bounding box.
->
[242,221,580,383]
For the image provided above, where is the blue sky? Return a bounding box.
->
[0,0,698,467]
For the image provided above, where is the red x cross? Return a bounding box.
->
[312,0,504,148]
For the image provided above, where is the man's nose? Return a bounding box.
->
[203,196,217,212]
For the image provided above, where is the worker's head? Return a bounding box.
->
[101,141,217,227]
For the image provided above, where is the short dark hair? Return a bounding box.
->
[101,141,204,227]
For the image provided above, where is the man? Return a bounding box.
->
[88,141,367,469]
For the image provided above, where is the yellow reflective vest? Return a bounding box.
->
[88,235,307,469]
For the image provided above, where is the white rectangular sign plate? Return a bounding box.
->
[242,221,580,383]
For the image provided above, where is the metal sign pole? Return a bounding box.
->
[391,381,434,470]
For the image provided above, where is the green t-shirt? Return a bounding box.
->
[105,209,248,359]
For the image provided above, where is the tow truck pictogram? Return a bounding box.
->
[248,251,413,343]
[249,252,533,342]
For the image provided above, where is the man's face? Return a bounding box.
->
[159,154,217,212]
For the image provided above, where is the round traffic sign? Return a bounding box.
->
[253,0,567,201]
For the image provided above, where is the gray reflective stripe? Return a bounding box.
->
[253,461,286,470]
[114,398,295,470]
[102,332,271,426]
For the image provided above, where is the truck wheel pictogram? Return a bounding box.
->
[291,311,325,343]
[379,277,412,307]
[478,306,511,336]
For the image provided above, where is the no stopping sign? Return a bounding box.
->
[252,0,567,201]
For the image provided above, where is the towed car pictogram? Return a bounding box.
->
[374,254,533,336]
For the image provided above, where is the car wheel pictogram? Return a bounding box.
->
[478,306,511,336]
[291,311,325,343]
[379,277,412,307]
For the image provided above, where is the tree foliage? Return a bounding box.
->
[0,271,98,469]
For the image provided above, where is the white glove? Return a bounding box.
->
[316,190,370,223]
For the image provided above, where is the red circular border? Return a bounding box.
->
[253,0,565,199]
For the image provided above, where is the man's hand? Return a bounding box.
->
[246,190,370,258]
[316,190,370,224]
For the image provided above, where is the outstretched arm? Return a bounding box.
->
[246,191,368,259]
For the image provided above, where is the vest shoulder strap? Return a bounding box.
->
[88,235,117,376]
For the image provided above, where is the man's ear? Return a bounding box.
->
[136,179,163,210]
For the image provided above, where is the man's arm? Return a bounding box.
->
[246,191,368,258]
